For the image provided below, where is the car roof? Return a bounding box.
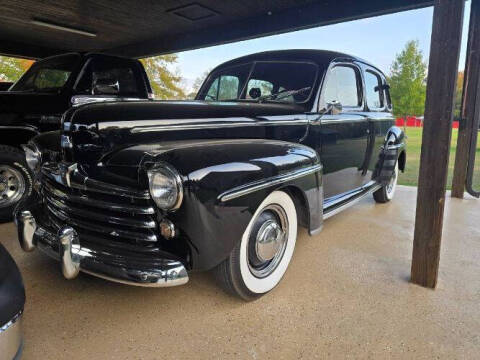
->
[211,49,386,77]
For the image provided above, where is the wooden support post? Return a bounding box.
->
[411,0,465,288]
[452,0,480,198]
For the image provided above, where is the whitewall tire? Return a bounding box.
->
[373,162,398,203]
[214,190,297,301]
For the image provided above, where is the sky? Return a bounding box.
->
[175,2,471,93]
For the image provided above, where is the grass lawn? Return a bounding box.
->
[398,127,480,190]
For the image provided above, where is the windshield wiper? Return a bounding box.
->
[257,87,311,103]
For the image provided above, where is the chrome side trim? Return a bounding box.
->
[219,164,322,202]
[323,181,381,220]
[0,312,23,360]
[71,95,143,107]
[97,117,308,133]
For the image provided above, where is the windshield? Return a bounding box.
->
[197,61,318,104]
[11,54,80,93]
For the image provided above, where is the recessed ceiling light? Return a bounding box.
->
[31,19,96,37]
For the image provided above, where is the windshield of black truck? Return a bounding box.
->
[11,54,80,93]
[198,61,318,104]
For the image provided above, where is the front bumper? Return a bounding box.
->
[15,206,189,287]
[0,312,23,360]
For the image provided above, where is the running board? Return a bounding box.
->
[323,181,382,220]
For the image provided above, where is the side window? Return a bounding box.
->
[205,75,240,100]
[322,65,361,108]
[33,68,71,90]
[365,70,384,109]
[218,75,240,100]
[200,63,251,101]
[75,58,140,96]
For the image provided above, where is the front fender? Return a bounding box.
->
[117,139,323,271]
[0,126,38,148]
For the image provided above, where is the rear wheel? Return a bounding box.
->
[214,191,297,301]
[0,146,32,222]
[373,162,398,203]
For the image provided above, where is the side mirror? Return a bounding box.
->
[326,100,342,115]
[93,78,119,95]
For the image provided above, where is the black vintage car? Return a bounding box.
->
[15,50,405,300]
[0,243,25,359]
[0,53,153,221]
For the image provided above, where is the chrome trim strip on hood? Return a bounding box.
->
[97,116,308,133]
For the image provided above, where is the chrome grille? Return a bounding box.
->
[41,175,160,252]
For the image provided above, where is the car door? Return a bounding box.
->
[357,64,396,184]
[314,63,370,199]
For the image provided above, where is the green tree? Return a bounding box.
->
[187,70,210,99]
[0,56,34,82]
[388,40,427,118]
[140,54,186,99]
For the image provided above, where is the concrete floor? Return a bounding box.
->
[1,185,480,359]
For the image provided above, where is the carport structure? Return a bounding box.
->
[0,0,477,288]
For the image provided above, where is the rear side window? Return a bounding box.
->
[200,63,251,101]
[365,70,384,109]
[75,57,141,96]
[32,69,71,90]
[322,65,362,108]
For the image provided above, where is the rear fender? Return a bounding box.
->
[373,126,406,184]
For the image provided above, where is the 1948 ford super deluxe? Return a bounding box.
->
[15,50,405,300]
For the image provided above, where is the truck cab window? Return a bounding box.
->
[75,58,140,96]
[10,54,79,93]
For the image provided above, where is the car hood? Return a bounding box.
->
[0,92,67,120]
[60,100,308,164]
[65,100,306,126]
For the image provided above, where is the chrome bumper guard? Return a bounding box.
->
[0,312,23,360]
[15,210,189,287]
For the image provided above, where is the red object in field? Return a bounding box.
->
[396,116,458,128]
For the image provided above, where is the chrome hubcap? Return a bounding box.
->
[255,220,285,262]
[248,204,288,278]
[0,166,26,208]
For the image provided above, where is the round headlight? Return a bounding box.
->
[22,144,42,174]
[147,164,183,211]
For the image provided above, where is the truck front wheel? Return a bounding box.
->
[0,145,33,222]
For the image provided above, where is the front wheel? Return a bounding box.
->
[214,190,297,301]
[0,145,33,222]
[373,162,399,203]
